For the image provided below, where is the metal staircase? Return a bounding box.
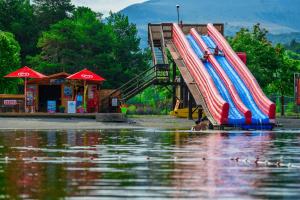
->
[101,24,171,109]
[117,64,170,102]
[148,23,171,66]
[100,64,170,112]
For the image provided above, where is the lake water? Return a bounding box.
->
[0,129,300,199]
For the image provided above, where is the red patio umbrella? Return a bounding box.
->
[67,68,105,81]
[4,66,47,112]
[67,68,105,112]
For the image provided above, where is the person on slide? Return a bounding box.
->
[201,50,209,62]
[214,46,224,56]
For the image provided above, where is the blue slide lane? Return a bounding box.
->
[201,35,269,124]
[186,35,245,125]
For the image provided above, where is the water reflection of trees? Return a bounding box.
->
[0,130,102,199]
[0,130,299,199]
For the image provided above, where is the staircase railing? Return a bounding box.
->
[100,64,170,111]
[119,66,156,101]
[120,65,170,101]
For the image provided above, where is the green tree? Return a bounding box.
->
[0,31,21,94]
[286,39,300,54]
[32,0,74,31]
[229,24,299,115]
[107,12,149,86]
[229,24,280,89]
[0,0,37,63]
[28,7,114,75]
[29,8,149,88]
[266,45,298,115]
[0,0,76,64]
[286,49,300,61]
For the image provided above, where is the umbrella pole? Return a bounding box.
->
[84,80,87,113]
[24,77,27,113]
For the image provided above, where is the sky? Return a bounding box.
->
[72,0,148,16]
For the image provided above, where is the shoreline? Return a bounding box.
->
[0,115,299,131]
[0,115,195,131]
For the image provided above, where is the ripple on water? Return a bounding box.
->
[0,130,299,199]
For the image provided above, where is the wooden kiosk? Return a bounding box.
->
[27,72,102,113]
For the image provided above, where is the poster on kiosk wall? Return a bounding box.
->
[67,101,76,113]
[47,101,56,113]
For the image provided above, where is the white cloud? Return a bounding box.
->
[72,0,147,16]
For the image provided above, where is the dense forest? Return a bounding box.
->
[0,0,149,90]
[0,0,300,115]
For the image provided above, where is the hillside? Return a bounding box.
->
[120,0,300,46]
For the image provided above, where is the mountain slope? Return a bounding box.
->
[120,0,300,46]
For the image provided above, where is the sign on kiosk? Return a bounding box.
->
[112,97,118,107]
[47,100,56,113]
[4,100,17,106]
[67,101,76,113]
[297,78,300,105]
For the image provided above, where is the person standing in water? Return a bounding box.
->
[192,116,210,131]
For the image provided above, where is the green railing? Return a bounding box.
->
[118,64,170,102]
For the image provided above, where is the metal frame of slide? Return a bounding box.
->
[190,29,252,125]
[172,23,229,124]
[207,23,276,122]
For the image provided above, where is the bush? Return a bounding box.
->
[286,101,296,114]
[127,105,136,115]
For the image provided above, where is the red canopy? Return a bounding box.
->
[67,68,105,82]
[4,66,47,79]
[4,66,47,113]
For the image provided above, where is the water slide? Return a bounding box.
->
[172,23,275,128]
[200,34,269,124]
[207,23,276,123]
[186,34,249,125]
[172,24,229,125]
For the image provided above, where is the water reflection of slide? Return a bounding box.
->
[171,131,272,199]
[172,24,275,129]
